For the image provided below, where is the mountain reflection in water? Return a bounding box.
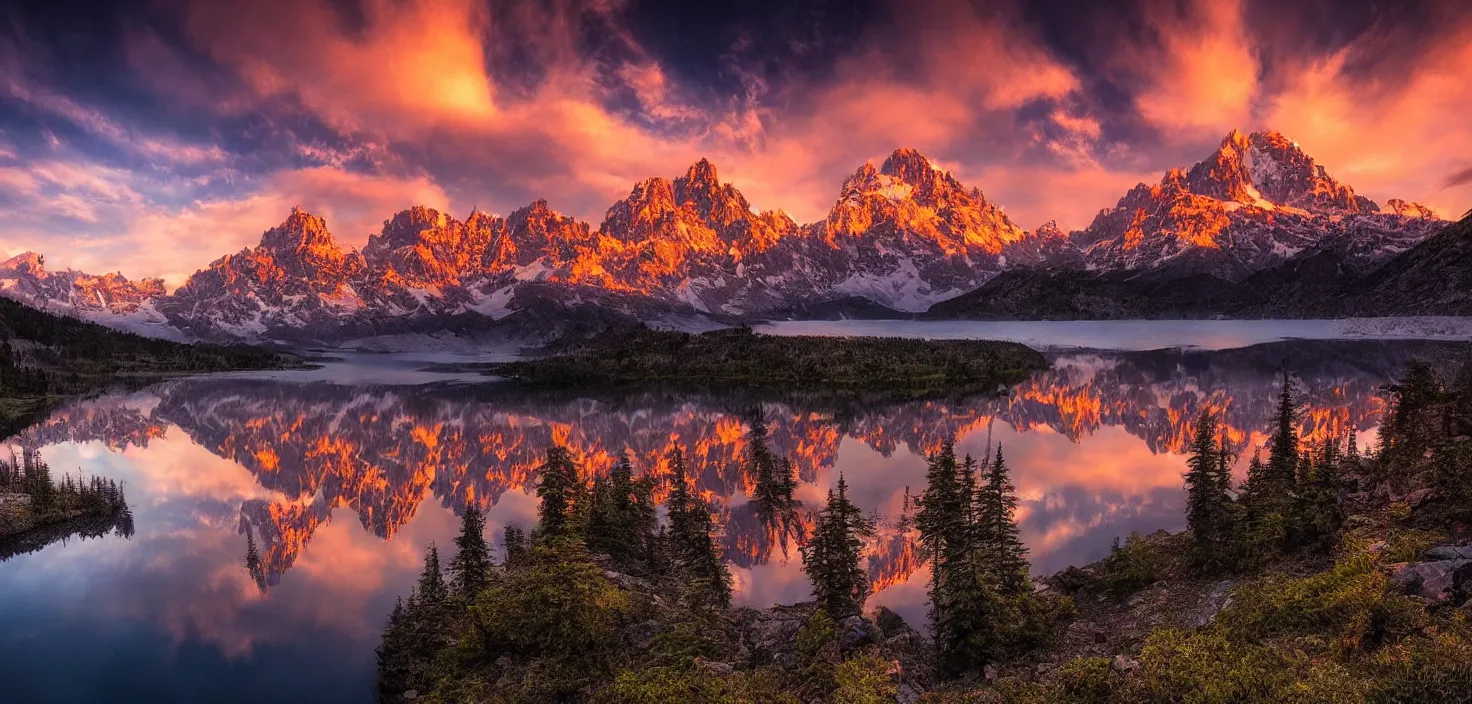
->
[0,338,1465,703]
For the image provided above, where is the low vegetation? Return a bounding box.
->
[482,325,1047,400]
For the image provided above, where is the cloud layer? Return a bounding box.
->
[1,0,1468,285]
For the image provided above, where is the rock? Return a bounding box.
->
[1189,579,1236,628]
[898,683,922,704]
[695,657,735,676]
[402,691,419,701]
[1366,540,1388,555]
[1127,593,1146,607]
[1111,655,1139,674]
[1407,488,1433,508]
[984,664,999,681]
[838,615,880,650]
[1390,560,1472,602]
[1053,565,1096,593]
[1426,545,1472,561]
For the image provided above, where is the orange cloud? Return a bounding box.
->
[1263,19,1472,216]
[1126,0,1258,137]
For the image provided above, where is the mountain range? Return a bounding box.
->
[0,130,1459,343]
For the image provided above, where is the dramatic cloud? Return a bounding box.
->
[0,0,1467,283]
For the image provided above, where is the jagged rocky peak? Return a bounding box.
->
[0,251,47,275]
[1384,198,1437,219]
[1185,129,1374,213]
[673,158,752,226]
[260,206,343,256]
[880,147,941,182]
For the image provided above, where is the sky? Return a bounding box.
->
[2,0,1470,286]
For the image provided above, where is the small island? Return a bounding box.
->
[480,326,1048,399]
[0,449,132,555]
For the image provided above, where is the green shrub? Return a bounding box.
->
[1099,532,1163,599]
[1369,634,1472,704]
[1129,629,1304,703]
[1382,528,1446,564]
[1049,657,1119,704]
[593,665,798,704]
[797,609,838,663]
[833,652,899,704]
[1216,554,1424,653]
[453,541,632,700]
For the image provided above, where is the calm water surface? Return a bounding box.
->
[2,325,1468,703]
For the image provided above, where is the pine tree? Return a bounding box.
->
[916,442,1000,676]
[978,444,1029,595]
[915,442,968,571]
[1378,360,1444,466]
[448,504,493,599]
[1184,412,1232,569]
[665,446,732,610]
[747,414,797,526]
[1266,373,1301,491]
[416,543,450,607]
[375,597,410,702]
[536,445,580,537]
[502,524,529,570]
[587,454,657,568]
[801,474,874,619]
[244,531,267,593]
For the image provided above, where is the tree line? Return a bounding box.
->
[0,447,131,521]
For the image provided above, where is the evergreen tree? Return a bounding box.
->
[915,443,968,571]
[665,447,732,610]
[416,543,450,607]
[916,442,1000,676]
[244,531,267,594]
[502,525,529,570]
[801,474,874,619]
[1266,373,1301,491]
[1378,360,1444,466]
[1298,437,1345,548]
[746,414,797,527]
[978,445,1029,595]
[1184,412,1233,569]
[375,597,410,702]
[448,504,493,599]
[586,454,657,568]
[536,446,580,537]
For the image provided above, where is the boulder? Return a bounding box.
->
[1407,488,1434,508]
[838,615,880,650]
[1390,559,1472,602]
[1426,545,1472,561]
[694,657,735,676]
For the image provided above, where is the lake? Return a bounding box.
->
[2,322,1469,703]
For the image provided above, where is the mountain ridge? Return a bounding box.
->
[1,131,1452,341]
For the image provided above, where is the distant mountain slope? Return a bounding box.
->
[1353,211,1472,315]
[927,213,1472,320]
